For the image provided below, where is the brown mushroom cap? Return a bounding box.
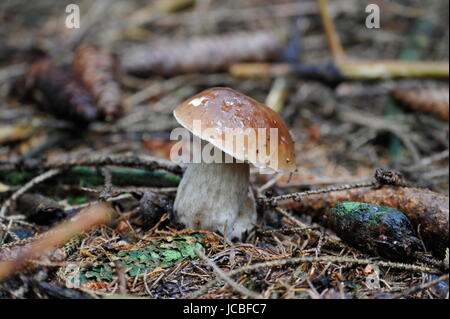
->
[174,87,296,172]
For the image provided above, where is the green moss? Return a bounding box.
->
[329,201,419,260]
[69,234,204,285]
[3,172,32,185]
[332,201,395,226]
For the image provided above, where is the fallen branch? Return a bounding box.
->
[121,31,283,77]
[318,0,346,61]
[1,167,180,188]
[229,61,449,81]
[46,153,182,175]
[0,155,173,174]
[338,60,449,80]
[0,153,183,187]
[328,202,422,260]
[261,180,376,206]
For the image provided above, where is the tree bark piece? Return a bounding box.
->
[122,31,283,77]
[329,202,422,260]
[281,186,449,257]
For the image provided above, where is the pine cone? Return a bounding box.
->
[11,60,100,125]
[73,45,123,121]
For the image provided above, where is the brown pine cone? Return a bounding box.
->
[73,45,123,121]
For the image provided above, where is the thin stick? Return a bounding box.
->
[63,193,134,211]
[274,207,309,229]
[262,181,376,206]
[0,168,61,217]
[338,60,449,80]
[195,249,261,299]
[265,77,287,113]
[278,177,370,188]
[229,61,449,80]
[317,0,346,61]
[47,153,182,175]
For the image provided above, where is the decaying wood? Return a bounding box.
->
[281,186,449,257]
[73,45,123,121]
[328,202,422,260]
[392,87,449,121]
[10,60,101,125]
[121,31,283,77]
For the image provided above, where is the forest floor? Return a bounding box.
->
[0,0,448,299]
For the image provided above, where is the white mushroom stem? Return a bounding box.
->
[173,161,257,241]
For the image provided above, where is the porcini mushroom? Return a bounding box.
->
[172,87,296,240]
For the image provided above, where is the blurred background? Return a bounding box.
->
[1,0,448,193]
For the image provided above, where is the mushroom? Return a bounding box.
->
[172,87,296,240]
